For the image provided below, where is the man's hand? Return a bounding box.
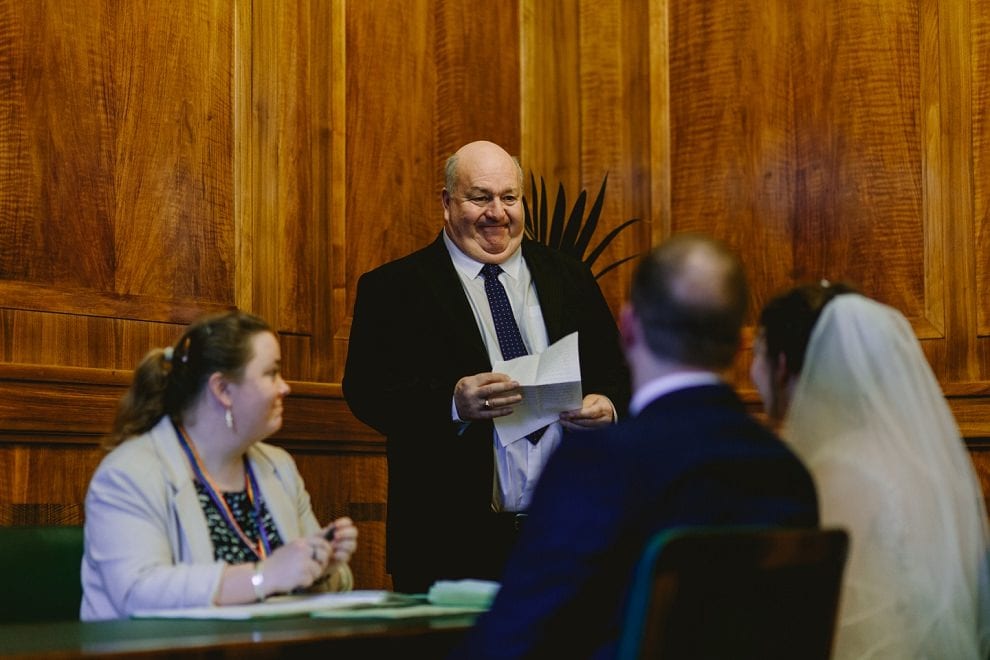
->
[559,394,615,431]
[454,373,523,421]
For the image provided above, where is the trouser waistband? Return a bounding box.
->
[491,511,529,531]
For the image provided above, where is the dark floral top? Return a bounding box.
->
[195,481,283,564]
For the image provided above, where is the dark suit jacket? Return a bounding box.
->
[453,384,819,659]
[342,234,630,591]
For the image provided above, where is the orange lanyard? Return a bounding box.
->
[174,421,270,560]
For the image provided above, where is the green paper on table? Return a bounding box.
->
[427,579,500,608]
[309,583,498,620]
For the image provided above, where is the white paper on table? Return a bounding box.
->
[311,604,488,620]
[131,590,391,620]
[491,331,582,443]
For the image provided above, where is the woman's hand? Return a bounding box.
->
[218,519,359,604]
[323,517,358,569]
[259,536,330,594]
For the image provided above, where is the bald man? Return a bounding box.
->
[343,141,629,592]
[454,234,818,658]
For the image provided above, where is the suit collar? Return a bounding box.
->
[635,382,742,416]
[630,372,724,415]
[418,234,568,363]
[419,234,492,368]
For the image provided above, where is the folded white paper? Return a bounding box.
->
[492,331,582,443]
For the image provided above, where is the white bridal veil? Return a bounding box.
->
[783,294,990,659]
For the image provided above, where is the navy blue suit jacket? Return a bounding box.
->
[343,234,630,591]
[454,383,818,659]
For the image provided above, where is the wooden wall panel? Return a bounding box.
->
[0,0,526,593]
[341,0,433,389]
[236,1,330,348]
[521,0,582,194]
[971,0,990,388]
[0,0,235,322]
[521,0,652,316]
[9,0,990,594]
[668,1,930,333]
[519,0,990,447]
[287,449,389,590]
[434,0,521,163]
[344,0,438,313]
[343,0,521,352]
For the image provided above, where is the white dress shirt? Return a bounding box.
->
[629,371,723,416]
[443,231,562,512]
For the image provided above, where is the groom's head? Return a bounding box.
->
[622,234,747,373]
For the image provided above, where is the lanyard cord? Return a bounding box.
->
[172,419,272,560]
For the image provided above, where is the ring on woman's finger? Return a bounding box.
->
[483,399,491,410]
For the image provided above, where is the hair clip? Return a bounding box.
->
[163,346,174,363]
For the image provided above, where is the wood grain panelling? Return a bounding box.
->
[11,0,990,591]
[972,0,990,371]
[287,449,389,589]
[0,0,234,321]
[966,441,990,519]
[235,1,336,356]
[521,0,651,315]
[0,0,529,592]
[434,0,521,164]
[668,1,931,333]
[343,0,521,354]
[520,0,990,445]
[578,0,651,311]
[0,313,184,369]
[344,0,437,354]
[0,0,388,588]
[934,0,977,384]
[521,0,581,194]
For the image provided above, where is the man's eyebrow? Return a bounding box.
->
[463,186,518,195]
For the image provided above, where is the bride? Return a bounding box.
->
[751,284,990,658]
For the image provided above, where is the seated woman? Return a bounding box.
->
[82,311,358,620]
[751,283,990,658]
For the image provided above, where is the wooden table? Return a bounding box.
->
[0,611,478,658]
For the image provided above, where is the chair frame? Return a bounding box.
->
[0,525,85,622]
[617,526,849,660]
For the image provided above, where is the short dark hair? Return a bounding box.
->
[630,234,748,370]
[758,281,858,377]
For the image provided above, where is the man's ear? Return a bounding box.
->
[773,353,790,390]
[207,372,233,408]
[441,188,452,223]
[618,303,638,350]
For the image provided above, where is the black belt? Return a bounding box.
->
[492,511,529,531]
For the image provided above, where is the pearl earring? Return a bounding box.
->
[224,408,234,429]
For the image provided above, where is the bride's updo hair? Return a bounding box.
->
[758,280,858,378]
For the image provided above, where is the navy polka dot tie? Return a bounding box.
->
[481,263,528,361]
[480,263,544,444]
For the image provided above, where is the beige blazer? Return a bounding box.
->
[81,416,350,620]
